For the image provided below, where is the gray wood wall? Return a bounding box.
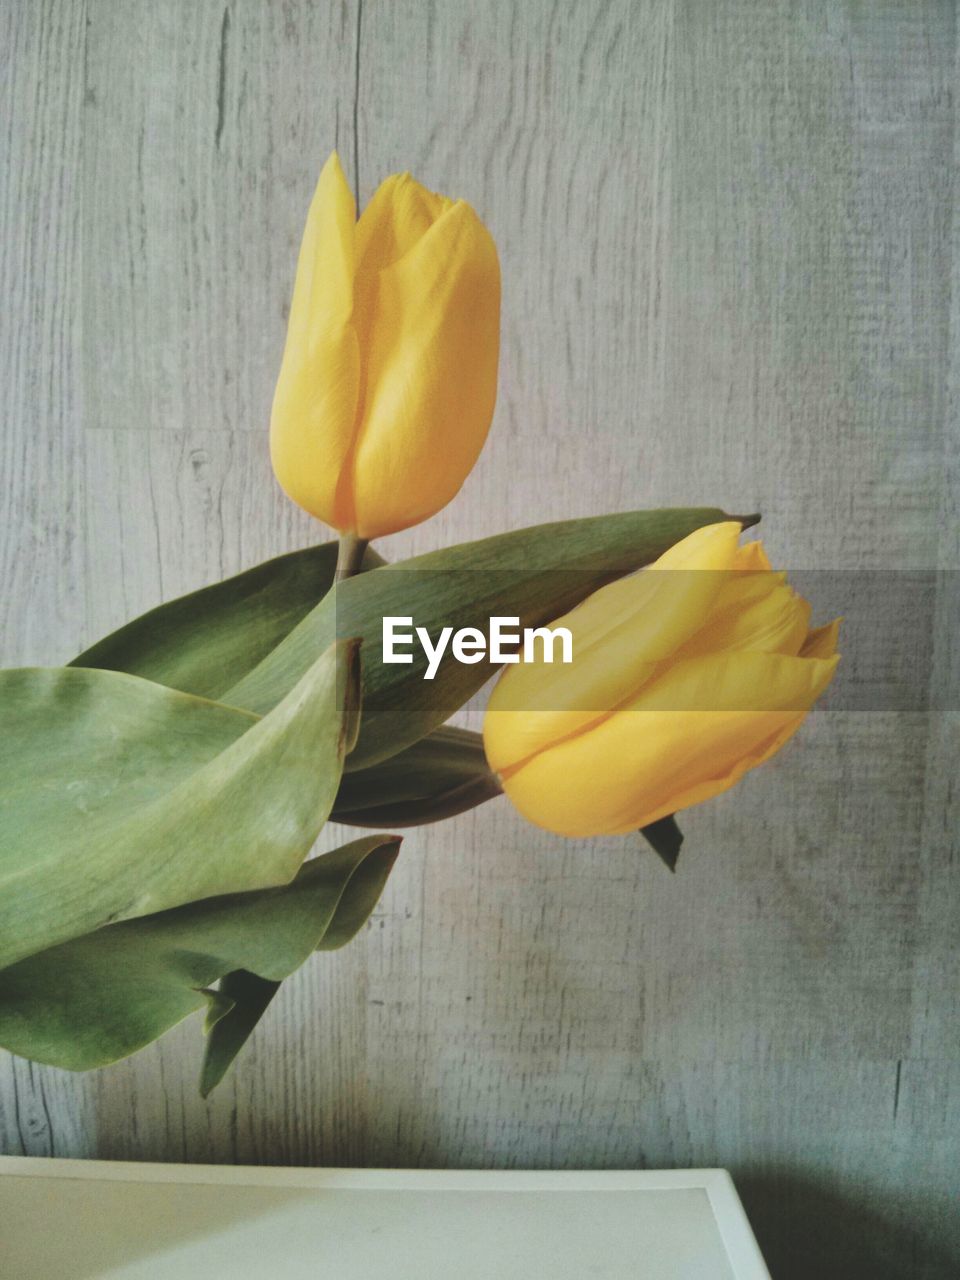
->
[1,2,957,1276]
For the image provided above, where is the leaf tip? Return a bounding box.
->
[729,512,762,531]
[639,814,684,872]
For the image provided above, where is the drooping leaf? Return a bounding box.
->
[71,542,384,700]
[332,725,502,827]
[67,535,489,827]
[0,835,400,1075]
[201,826,406,1094]
[0,640,360,969]
[640,814,684,871]
[200,971,281,1097]
[224,508,742,769]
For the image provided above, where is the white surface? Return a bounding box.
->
[0,1159,769,1279]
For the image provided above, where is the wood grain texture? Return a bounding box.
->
[1,2,957,1276]
[0,0,96,1162]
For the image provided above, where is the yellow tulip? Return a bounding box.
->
[270,153,501,540]
[483,523,840,837]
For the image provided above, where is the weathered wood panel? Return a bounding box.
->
[0,2,956,1276]
[0,0,94,1161]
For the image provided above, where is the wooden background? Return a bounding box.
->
[1,2,957,1276]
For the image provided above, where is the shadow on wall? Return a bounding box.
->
[737,1170,958,1280]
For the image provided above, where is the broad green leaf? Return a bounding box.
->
[0,640,360,969]
[71,542,384,700]
[332,725,502,827]
[0,835,400,1075]
[224,508,740,769]
[66,534,490,830]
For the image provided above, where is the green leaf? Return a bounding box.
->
[0,835,400,1075]
[640,814,684,871]
[71,542,384,700]
[0,640,360,969]
[68,524,494,828]
[223,508,740,769]
[199,818,412,1093]
[200,971,281,1097]
[333,725,502,827]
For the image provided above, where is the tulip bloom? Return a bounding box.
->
[483,522,840,837]
[270,153,500,540]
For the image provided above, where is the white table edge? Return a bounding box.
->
[0,1157,771,1278]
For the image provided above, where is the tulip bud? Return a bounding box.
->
[484,523,840,837]
[270,153,501,540]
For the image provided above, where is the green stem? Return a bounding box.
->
[335,533,369,582]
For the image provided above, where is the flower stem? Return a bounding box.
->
[335,533,369,582]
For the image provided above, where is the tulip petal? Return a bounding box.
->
[501,649,838,837]
[566,522,742,650]
[676,573,811,659]
[484,522,741,775]
[287,153,356,334]
[733,540,772,572]
[801,617,842,659]
[270,153,361,528]
[648,520,743,573]
[355,173,454,286]
[349,200,500,538]
[353,174,455,389]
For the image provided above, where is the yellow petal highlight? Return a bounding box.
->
[355,173,454,284]
[351,173,456,393]
[270,154,360,526]
[567,521,742,650]
[676,573,811,659]
[350,201,500,538]
[286,153,356,335]
[484,522,742,775]
[647,520,743,573]
[500,650,839,837]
